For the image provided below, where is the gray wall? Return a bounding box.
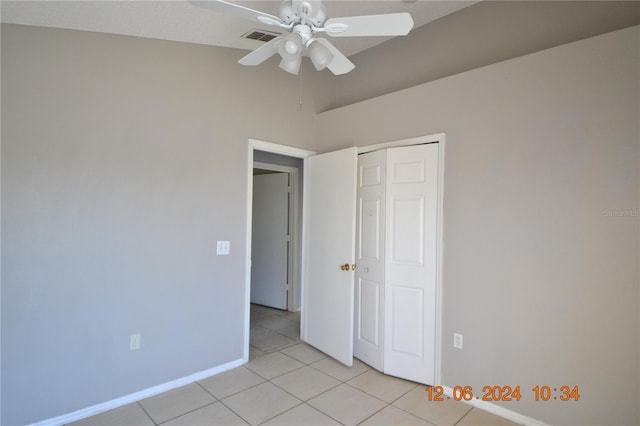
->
[332,0,639,109]
[1,24,334,425]
[318,26,639,425]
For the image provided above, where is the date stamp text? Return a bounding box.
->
[426,385,580,402]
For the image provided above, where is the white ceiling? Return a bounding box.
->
[0,0,477,57]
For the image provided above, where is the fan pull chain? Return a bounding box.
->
[298,67,303,112]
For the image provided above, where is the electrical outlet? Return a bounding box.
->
[216,240,230,255]
[453,332,463,350]
[130,333,141,351]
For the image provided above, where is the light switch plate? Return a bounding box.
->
[217,241,230,255]
[453,332,463,350]
[130,333,141,351]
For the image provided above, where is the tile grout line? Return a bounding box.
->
[339,381,390,424]
[453,405,476,426]
[194,380,217,399]
[355,381,421,406]
[254,401,306,426]
[270,370,344,404]
[387,387,473,426]
[287,402,348,426]
[135,401,157,426]
[388,403,439,425]
[250,362,308,381]
[216,397,253,426]
[244,353,308,381]
[154,400,219,425]
[251,335,302,354]
[209,369,267,399]
[276,343,328,365]
[353,402,390,426]
[305,362,372,383]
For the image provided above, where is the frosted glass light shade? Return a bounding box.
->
[279,55,302,75]
[278,33,303,61]
[308,40,334,71]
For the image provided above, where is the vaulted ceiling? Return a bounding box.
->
[0,1,477,57]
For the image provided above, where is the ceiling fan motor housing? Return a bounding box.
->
[279,1,327,28]
[278,1,298,25]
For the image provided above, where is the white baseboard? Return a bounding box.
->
[441,386,549,426]
[31,358,245,426]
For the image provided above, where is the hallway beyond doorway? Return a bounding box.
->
[250,304,301,360]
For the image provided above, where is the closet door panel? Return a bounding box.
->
[384,143,438,385]
[356,278,381,346]
[354,150,386,370]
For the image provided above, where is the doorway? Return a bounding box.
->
[245,140,315,362]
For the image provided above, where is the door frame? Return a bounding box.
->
[253,161,299,311]
[244,139,315,362]
[244,134,445,387]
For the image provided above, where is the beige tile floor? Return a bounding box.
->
[70,305,520,426]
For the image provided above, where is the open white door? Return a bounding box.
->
[302,147,358,366]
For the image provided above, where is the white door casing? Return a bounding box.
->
[302,147,358,366]
[251,173,289,310]
[354,149,386,371]
[384,143,439,385]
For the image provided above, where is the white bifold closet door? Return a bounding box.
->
[383,144,438,385]
[354,143,439,385]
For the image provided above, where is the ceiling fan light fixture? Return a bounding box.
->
[191,0,414,76]
[308,39,334,71]
[279,55,302,75]
[278,32,303,60]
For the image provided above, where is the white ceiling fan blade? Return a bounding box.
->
[316,38,354,75]
[239,37,282,66]
[190,0,282,26]
[325,13,414,37]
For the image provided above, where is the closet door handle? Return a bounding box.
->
[340,263,357,271]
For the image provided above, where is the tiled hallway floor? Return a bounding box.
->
[249,303,302,359]
[71,305,520,426]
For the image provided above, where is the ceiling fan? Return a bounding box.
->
[190,0,414,75]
